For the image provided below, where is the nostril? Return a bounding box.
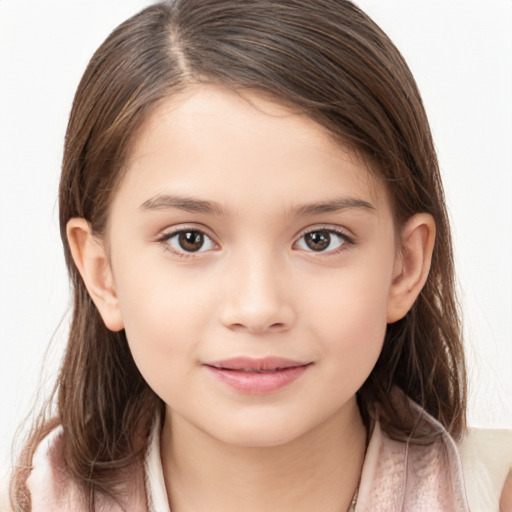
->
[219,293,296,334]
[226,321,287,334]
[247,322,288,334]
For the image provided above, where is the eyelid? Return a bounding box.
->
[293,224,356,254]
[294,224,355,241]
[156,224,220,257]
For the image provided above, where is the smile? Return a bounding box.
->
[204,357,312,394]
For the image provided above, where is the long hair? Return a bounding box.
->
[11,0,466,508]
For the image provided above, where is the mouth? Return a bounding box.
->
[206,356,310,371]
[203,357,312,394]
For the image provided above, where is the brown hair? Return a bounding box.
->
[11,0,466,509]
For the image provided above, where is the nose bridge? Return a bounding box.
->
[220,244,294,333]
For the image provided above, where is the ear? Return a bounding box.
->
[66,218,124,332]
[387,213,436,324]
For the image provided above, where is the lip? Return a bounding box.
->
[204,357,312,394]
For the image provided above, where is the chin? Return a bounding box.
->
[201,410,325,449]
[215,426,304,449]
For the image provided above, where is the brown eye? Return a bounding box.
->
[177,231,204,251]
[304,231,331,251]
[165,230,216,254]
[296,229,347,253]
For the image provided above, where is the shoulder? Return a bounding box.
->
[459,427,512,512]
[25,426,85,511]
[356,390,469,512]
[25,426,148,512]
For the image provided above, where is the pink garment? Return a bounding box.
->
[26,427,147,512]
[356,398,469,511]
[24,395,469,512]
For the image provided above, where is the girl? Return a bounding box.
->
[8,0,472,510]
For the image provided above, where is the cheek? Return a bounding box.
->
[111,257,215,387]
[313,294,387,370]
[303,260,393,383]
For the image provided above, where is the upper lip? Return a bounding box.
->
[205,357,310,371]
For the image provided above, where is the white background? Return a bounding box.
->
[1,0,511,474]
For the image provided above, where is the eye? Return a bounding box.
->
[295,229,348,253]
[163,229,217,255]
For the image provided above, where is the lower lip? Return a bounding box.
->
[205,365,310,394]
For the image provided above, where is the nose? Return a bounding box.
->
[219,251,296,335]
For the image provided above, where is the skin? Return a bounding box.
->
[501,471,512,512]
[68,86,435,512]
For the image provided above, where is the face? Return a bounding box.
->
[104,86,400,447]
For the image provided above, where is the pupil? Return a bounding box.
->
[179,231,204,252]
[305,231,330,251]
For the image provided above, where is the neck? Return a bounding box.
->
[161,397,366,512]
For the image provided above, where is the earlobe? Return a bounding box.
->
[387,213,436,324]
[66,218,124,332]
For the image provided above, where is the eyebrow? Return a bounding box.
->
[292,197,375,216]
[139,194,375,216]
[139,194,227,215]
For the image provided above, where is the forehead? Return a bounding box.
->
[117,85,389,216]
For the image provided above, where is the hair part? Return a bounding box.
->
[11,1,466,508]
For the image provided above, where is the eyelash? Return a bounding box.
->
[156,225,355,258]
[156,225,218,259]
[293,225,355,256]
